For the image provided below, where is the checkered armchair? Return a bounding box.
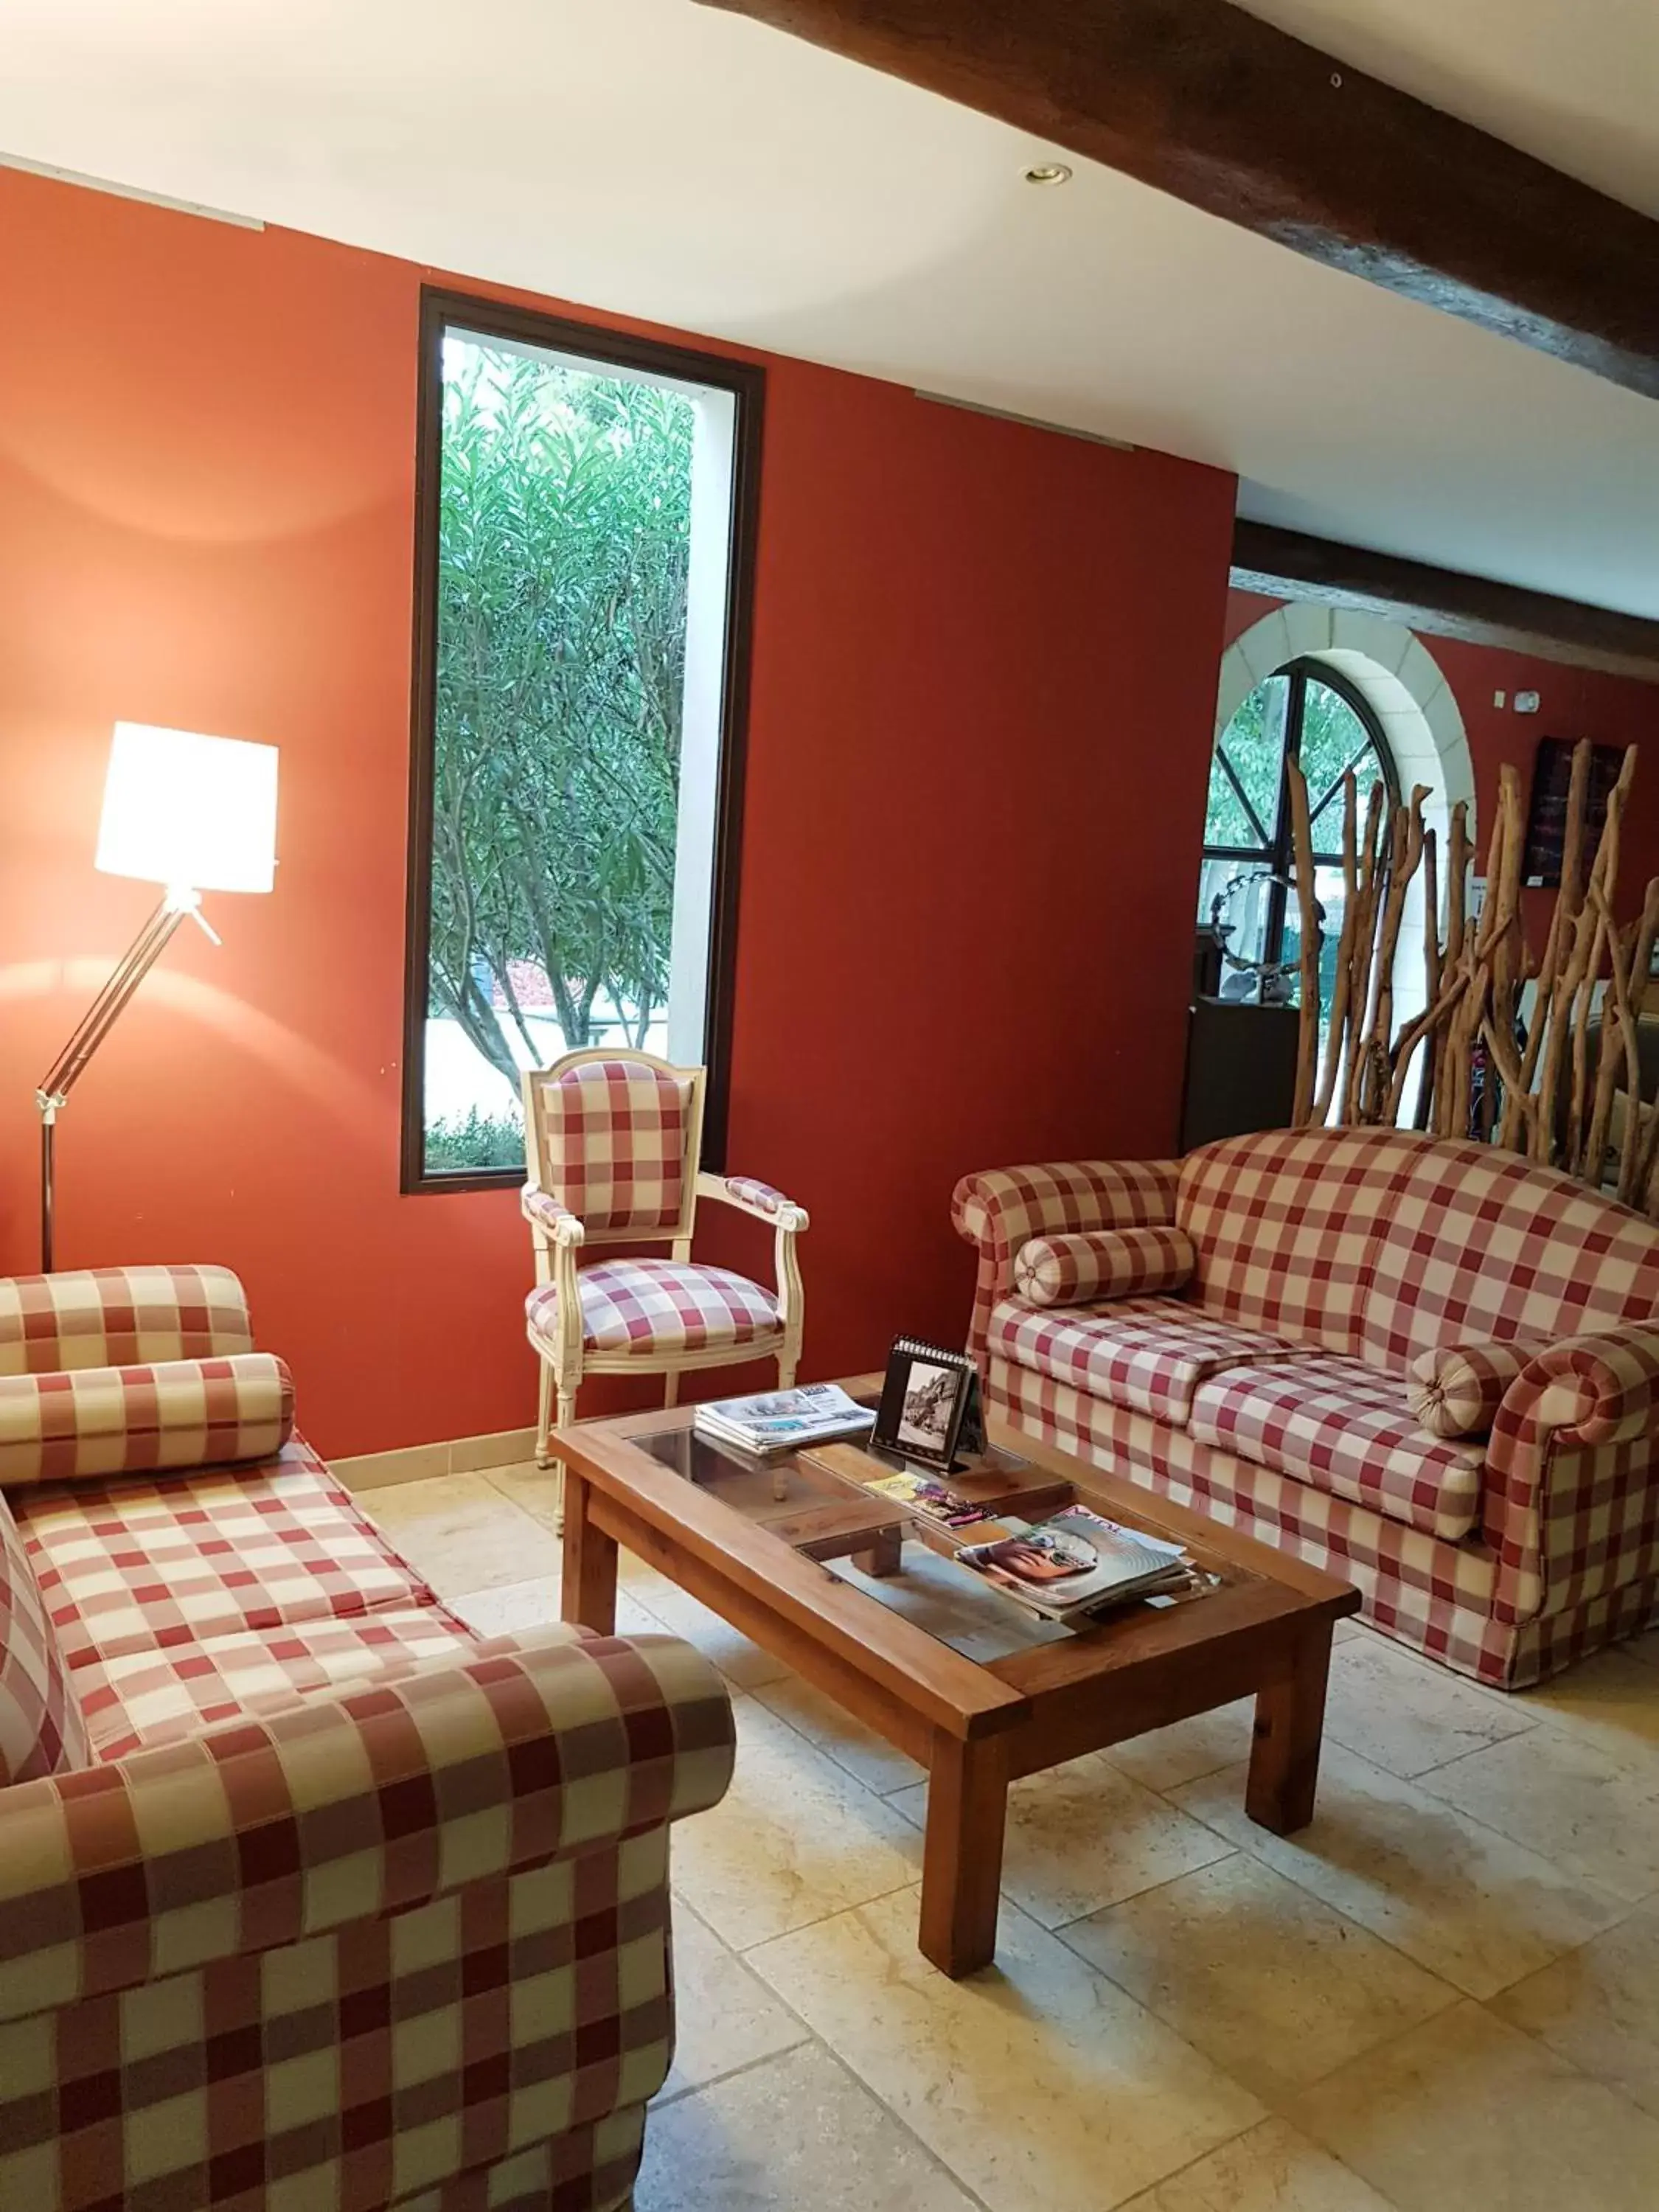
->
[955,1128,1659,1688]
[0,1259,738,2210]
[521,1051,807,1481]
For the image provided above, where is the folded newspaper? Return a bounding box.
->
[955,1506,1194,1623]
[694,1382,876,1455]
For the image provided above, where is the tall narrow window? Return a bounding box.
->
[403,293,762,1189]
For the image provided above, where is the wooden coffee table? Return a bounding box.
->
[556,1381,1360,1978]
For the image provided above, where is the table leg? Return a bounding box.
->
[561,1468,618,1635]
[1246,1624,1333,1834]
[919,1728,1009,1978]
[852,1526,903,1578]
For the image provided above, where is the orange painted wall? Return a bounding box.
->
[0,167,1238,1455]
[1225,589,1659,928]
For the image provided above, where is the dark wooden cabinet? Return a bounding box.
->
[1180,998,1300,1152]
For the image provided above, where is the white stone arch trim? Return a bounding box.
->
[1213,603,1478,1035]
[1215,602,1475,834]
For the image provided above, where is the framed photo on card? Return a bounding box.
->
[873,1338,984,1472]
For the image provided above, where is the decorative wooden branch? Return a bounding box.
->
[1286,739,1655,1211]
[1313,770,1360,1125]
[1286,759,1321,1130]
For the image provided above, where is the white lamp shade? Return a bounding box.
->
[95,723,279,895]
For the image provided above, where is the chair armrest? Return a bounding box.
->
[0,1628,734,2021]
[950,1162,1180,1363]
[696,1172,809,1232]
[0,1265,254,1376]
[0,1352,294,1484]
[1497,1326,1659,1448]
[1013,1226,1195,1309]
[521,1185,586,1246]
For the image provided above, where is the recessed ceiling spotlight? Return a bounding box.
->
[1022,162,1073,187]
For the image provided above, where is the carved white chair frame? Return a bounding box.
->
[521,1048,807,1484]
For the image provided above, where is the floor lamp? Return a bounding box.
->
[36,722,279,1273]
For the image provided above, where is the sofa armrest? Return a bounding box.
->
[0,1628,733,2022]
[0,1353,294,1484]
[1014,1226,1196,1309]
[1481,1326,1659,1627]
[0,1265,254,1376]
[951,1161,1179,1363]
[1498,1328,1659,1449]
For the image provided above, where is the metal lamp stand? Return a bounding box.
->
[35,889,218,1272]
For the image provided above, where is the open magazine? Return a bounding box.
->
[693,1382,875,1456]
[955,1506,1194,1623]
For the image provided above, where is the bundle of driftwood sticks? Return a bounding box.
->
[1286,740,1659,1213]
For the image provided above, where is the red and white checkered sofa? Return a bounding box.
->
[0,1264,734,2211]
[953,1127,1659,1689]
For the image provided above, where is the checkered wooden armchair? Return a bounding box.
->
[521,1051,808,1481]
[0,1261,738,2210]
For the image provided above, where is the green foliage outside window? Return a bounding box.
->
[426,336,695,1122]
[1204,671,1387,860]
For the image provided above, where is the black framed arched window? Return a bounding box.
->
[1198,658,1398,1005]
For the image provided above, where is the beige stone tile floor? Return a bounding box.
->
[369,1464,1659,2211]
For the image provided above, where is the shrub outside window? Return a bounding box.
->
[403,293,762,1189]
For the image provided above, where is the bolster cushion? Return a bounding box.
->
[0,1265,253,1376]
[0,1353,295,1484]
[1014,1225,1197,1309]
[1408,1340,1550,1439]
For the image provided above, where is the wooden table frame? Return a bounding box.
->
[556,1385,1359,1978]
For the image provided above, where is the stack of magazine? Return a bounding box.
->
[955,1506,1194,1624]
[693,1382,876,1457]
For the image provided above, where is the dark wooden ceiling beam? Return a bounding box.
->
[695,0,1659,400]
[1233,524,1659,683]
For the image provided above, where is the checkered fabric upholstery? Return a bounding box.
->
[0,1265,253,1376]
[972,1130,1659,1686]
[1360,1140,1659,1372]
[990,1354,1523,1680]
[1014,1225,1196,1308]
[75,1604,515,1759]
[1178,1126,1428,1354]
[1481,1327,1659,1625]
[1409,1340,1549,1439]
[0,1492,90,1786]
[1189,1357,1486,1541]
[988,1294,1309,1425]
[0,1627,735,2210]
[952,1161,1180,1366]
[537,1059,691,1234]
[522,1183,585,1242]
[14,1438,435,1667]
[723,1175,790,1217]
[527,1259,782,1357]
[0,1352,293,1486]
[401,2118,644,2212]
[990,1332,1659,1686]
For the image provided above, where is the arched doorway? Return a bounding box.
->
[1205,605,1477,1058]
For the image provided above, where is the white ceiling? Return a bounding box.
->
[1,0,1655,618]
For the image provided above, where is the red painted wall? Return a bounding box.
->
[0,167,1237,1455]
[1225,590,1659,928]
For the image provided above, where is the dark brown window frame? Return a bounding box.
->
[401,286,765,1195]
[1201,657,1399,970]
